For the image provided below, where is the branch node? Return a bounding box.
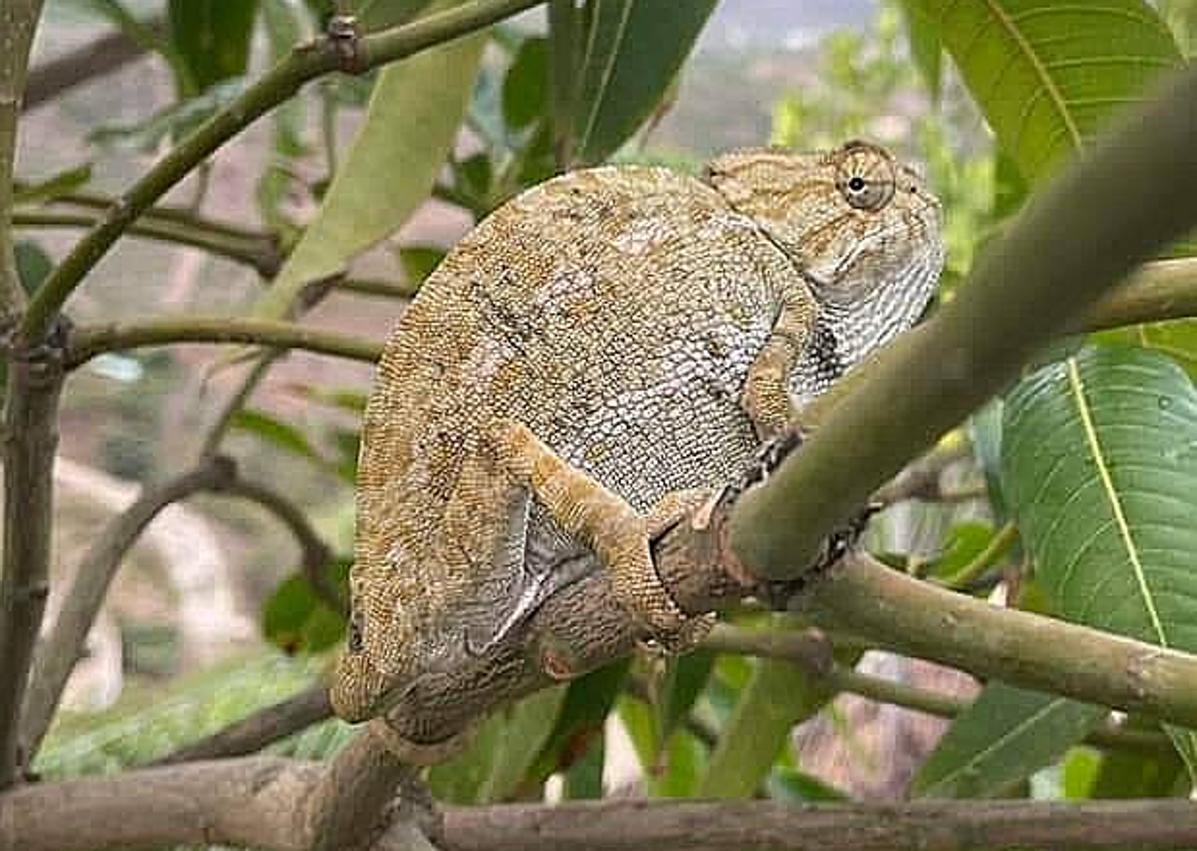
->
[327,15,366,74]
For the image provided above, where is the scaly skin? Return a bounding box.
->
[330,141,943,757]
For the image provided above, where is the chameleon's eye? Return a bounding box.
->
[840,172,894,212]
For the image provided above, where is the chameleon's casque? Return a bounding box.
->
[331,141,942,750]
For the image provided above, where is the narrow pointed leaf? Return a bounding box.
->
[571,0,717,165]
[913,683,1105,798]
[253,0,484,319]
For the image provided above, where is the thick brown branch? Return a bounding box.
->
[8,758,1197,851]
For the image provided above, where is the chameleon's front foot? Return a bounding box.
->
[486,419,713,660]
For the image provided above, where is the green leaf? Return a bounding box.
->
[477,685,567,802]
[913,683,1106,798]
[525,660,628,785]
[397,245,447,291]
[262,561,350,653]
[654,649,715,746]
[230,409,325,464]
[168,0,261,95]
[13,164,93,205]
[897,0,942,99]
[1003,344,1197,773]
[924,521,998,581]
[14,242,53,295]
[698,653,837,799]
[1090,716,1185,798]
[571,0,718,165]
[253,0,484,319]
[1096,319,1197,381]
[503,36,550,129]
[915,0,1182,183]
[766,766,849,802]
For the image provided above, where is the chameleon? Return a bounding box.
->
[330,140,943,756]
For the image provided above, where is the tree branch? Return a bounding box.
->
[18,0,548,343]
[0,327,62,788]
[703,623,1172,755]
[806,553,1197,728]
[13,210,281,276]
[8,757,1197,851]
[65,315,383,368]
[152,682,333,766]
[0,0,44,324]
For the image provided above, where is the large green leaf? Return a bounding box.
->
[1003,344,1197,771]
[570,0,718,164]
[914,0,1181,183]
[913,683,1105,798]
[168,0,261,95]
[253,0,484,319]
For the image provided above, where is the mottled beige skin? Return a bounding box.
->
[331,142,942,753]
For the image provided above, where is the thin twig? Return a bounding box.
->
[65,315,383,368]
[151,682,333,765]
[222,476,345,615]
[13,210,280,275]
[702,625,1170,755]
[0,0,45,324]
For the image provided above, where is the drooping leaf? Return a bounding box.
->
[253,0,484,319]
[571,0,718,165]
[913,683,1106,798]
[654,649,715,746]
[1003,344,1197,772]
[14,241,53,295]
[525,660,629,786]
[913,0,1182,183]
[697,653,837,799]
[168,0,260,95]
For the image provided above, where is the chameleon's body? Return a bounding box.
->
[331,142,943,751]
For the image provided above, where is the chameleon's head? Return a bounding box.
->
[705,140,943,314]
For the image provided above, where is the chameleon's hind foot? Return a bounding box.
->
[486,418,713,650]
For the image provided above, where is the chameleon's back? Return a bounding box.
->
[341,165,800,719]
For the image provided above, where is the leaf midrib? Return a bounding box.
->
[1066,357,1168,646]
